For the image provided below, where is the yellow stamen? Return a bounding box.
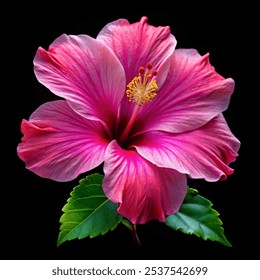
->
[126,63,159,106]
[119,63,159,145]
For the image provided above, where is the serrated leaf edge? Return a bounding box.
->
[58,198,120,246]
[166,188,232,247]
[169,211,231,247]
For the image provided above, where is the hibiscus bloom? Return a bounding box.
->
[17,16,240,224]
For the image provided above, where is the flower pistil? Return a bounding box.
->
[126,62,158,106]
[119,63,159,145]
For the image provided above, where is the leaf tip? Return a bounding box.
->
[222,239,232,247]
[57,236,65,247]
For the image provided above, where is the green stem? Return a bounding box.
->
[121,219,141,247]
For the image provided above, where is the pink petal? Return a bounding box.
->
[17,101,110,182]
[103,140,187,224]
[133,49,235,134]
[97,16,176,84]
[134,114,240,182]
[34,34,125,127]
[97,16,176,126]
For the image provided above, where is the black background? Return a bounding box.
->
[5,2,258,260]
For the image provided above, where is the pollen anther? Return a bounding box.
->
[126,63,159,106]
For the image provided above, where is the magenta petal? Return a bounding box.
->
[134,114,240,182]
[103,141,187,224]
[34,34,125,126]
[134,49,235,134]
[17,101,109,182]
[97,16,176,133]
[97,16,176,84]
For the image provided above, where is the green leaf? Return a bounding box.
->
[166,188,232,247]
[57,173,122,246]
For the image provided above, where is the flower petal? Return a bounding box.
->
[134,49,235,134]
[97,16,176,84]
[97,16,176,134]
[17,101,109,182]
[34,34,125,127]
[103,140,187,224]
[134,114,240,182]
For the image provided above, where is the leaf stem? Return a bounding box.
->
[121,219,141,247]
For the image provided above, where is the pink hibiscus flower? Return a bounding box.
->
[17,16,240,224]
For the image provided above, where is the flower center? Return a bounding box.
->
[119,63,159,146]
[126,62,158,106]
